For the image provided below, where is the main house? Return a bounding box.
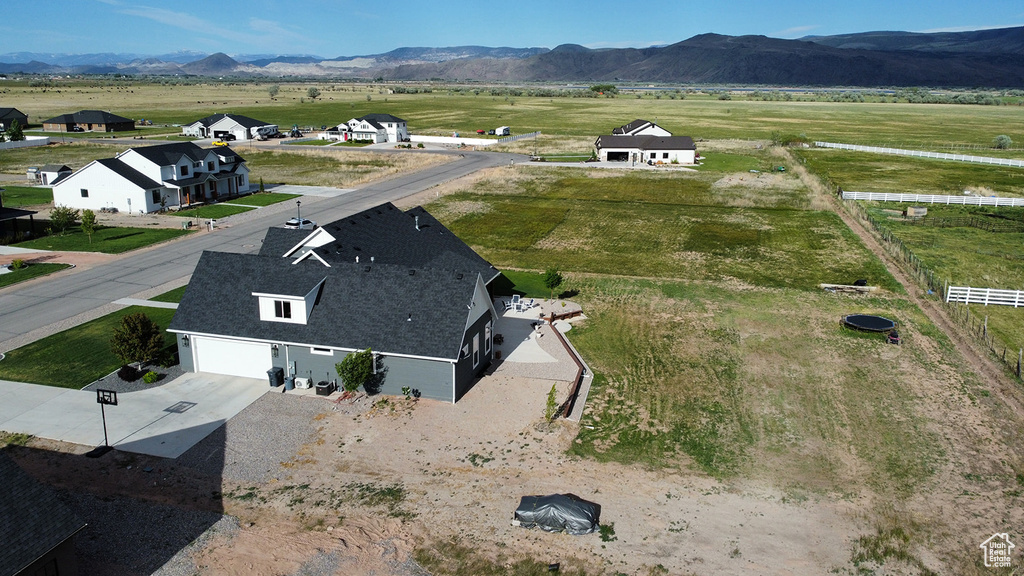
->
[181,113,279,140]
[52,142,250,213]
[169,203,501,403]
[320,113,408,143]
[42,110,134,132]
[595,119,697,164]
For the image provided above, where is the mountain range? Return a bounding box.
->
[2,27,1023,87]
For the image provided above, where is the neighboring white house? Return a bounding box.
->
[181,113,278,140]
[321,113,408,143]
[38,164,73,186]
[611,119,672,137]
[595,119,697,164]
[53,142,250,213]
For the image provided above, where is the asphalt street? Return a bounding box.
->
[0,149,524,352]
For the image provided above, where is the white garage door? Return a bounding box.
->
[194,337,272,379]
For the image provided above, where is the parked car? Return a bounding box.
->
[220,134,236,141]
[212,140,229,147]
[69,126,84,132]
[284,218,317,230]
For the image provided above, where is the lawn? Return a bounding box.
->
[0,185,52,207]
[0,263,72,289]
[173,204,254,219]
[13,226,191,253]
[222,192,300,206]
[0,306,177,388]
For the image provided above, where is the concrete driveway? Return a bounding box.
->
[0,373,269,458]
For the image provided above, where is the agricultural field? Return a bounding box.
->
[2,80,1022,150]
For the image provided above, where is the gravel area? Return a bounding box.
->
[58,488,230,576]
[176,392,330,484]
[153,516,240,576]
[82,363,186,394]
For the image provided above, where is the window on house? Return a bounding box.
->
[310,347,333,356]
[663,153,669,159]
[151,190,161,204]
[472,334,480,368]
[208,161,214,171]
[484,322,492,354]
[80,189,89,198]
[274,300,292,319]
[181,165,189,176]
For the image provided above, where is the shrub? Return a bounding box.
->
[110,312,164,368]
[143,371,159,384]
[10,259,24,270]
[994,134,1013,149]
[49,205,80,236]
[336,348,374,392]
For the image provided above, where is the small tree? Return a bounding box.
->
[267,84,280,99]
[994,135,1013,149]
[80,209,96,243]
[306,86,321,100]
[110,312,164,369]
[49,205,80,236]
[336,348,374,392]
[545,383,558,421]
[543,268,563,300]
[5,119,25,142]
[259,177,265,193]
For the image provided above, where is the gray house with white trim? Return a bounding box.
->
[169,203,499,403]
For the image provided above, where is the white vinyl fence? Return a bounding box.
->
[498,131,541,144]
[841,190,1024,207]
[815,141,1024,168]
[946,286,1024,308]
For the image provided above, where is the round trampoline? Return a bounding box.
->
[842,314,897,332]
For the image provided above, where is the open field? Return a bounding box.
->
[2,81,1023,150]
[412,155,1024,574]
[12,225,191,253]
[0,185,53,207]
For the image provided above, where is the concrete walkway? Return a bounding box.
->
[0,373,269,458]
[112,297,178,309]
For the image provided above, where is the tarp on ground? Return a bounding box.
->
[513,493,601,535]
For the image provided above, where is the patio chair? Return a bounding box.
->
[510,294,521,311]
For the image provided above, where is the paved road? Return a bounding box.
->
[0,150,524,352]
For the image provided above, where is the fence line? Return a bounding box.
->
[816,141,1024,168]
[840,198,1023,379]
[947,286,1024,308]
[498,131,541,144]
[841,191,1024,207]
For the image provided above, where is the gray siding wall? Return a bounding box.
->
[282,345,340,385]
[379,355,453,402]
[454,311,493,401]
[176,334,195,372]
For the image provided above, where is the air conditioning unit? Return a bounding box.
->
[294,377,312,389]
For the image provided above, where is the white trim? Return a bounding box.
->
[167,329,461,363]
[310,346,334,356]
[293,249,331,267]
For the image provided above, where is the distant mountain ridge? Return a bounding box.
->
[1,28,1023,87]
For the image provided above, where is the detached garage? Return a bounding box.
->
[190,336,272,379]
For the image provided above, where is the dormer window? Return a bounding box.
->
[181,165,189,176]
[274,300,292,319]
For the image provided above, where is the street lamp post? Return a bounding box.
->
[296,200,302,229]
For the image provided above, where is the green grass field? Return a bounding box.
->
[222,192,300,206]
[0,185,53,207]
[13,226,191,253]
[0,306,177,388]
[173,204,253,219]
[0,263,72,289]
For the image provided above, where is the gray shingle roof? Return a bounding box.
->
[94,158,163,190]
[190,113,273,129]
[0,452,86,576]
[169,251,481,360]
[0,107,27,121]
[612,119,653,135]
[40,164,71,173]
[126,141,209,166]
[358,113,406,124]
[301,203,499,284]
[42,109,132,124]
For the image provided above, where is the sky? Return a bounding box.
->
[4,0,1024,58]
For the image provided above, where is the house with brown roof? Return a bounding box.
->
[42,110,134,132]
